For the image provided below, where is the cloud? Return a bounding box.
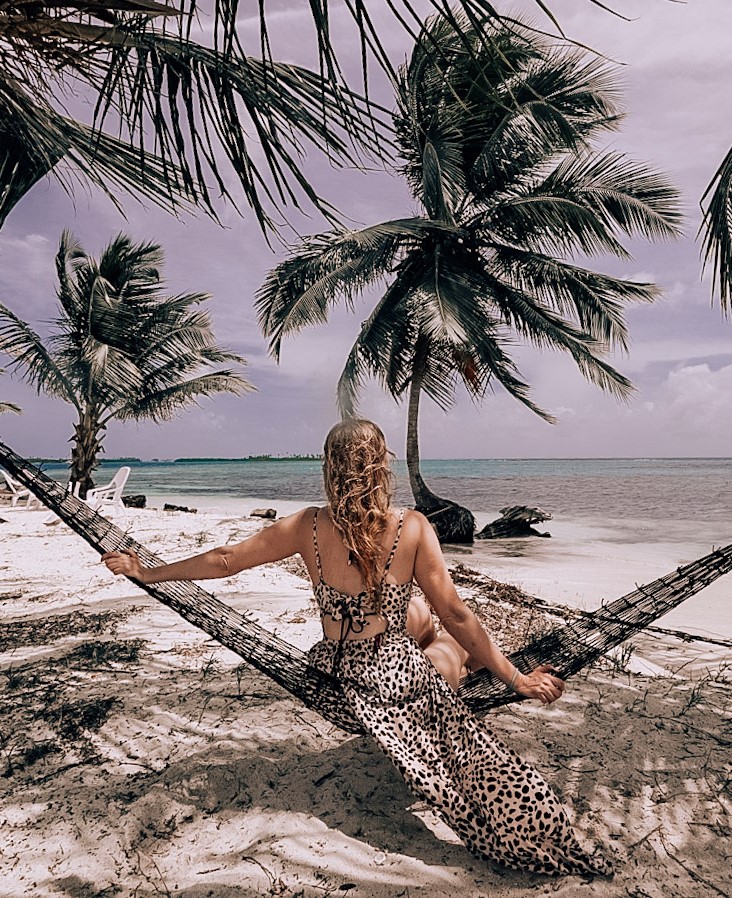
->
[664,363,732,436]
[0,231,56,323]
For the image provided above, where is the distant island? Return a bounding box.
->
[173,454,323,463]
[31,454,323,465]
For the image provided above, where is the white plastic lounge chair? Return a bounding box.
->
[1,470,41,508]
[85,466,131,511]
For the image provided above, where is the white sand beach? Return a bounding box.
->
[1,502,731,898]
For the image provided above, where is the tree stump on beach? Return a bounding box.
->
[418,499,476,544]
[476,506,552,540]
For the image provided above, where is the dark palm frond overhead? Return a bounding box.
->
[0,1,389,230]
[0,0,572,232]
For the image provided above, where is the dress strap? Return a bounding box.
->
[312,508,323,579]
[383,509,405,577]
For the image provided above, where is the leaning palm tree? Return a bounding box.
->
[257,16,681,541]
[0,231,251,495]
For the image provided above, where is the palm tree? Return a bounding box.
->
[256,16,681,541]
[0,230,251,495]
[0,0,526,233]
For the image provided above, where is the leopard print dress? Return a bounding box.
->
[307,510,612,876]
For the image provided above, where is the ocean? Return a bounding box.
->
[39,456,732,646]
[38,456,732,524]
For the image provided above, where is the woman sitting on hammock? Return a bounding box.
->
[102,418,611,876]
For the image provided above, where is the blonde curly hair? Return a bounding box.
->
[322,419,395,605]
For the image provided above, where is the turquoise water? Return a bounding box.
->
[39,457,731,523]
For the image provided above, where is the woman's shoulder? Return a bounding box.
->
[395,508,433,542]
[278,505,321,530]
[399,508,429,527]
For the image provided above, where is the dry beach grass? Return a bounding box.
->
[0,507,730,898]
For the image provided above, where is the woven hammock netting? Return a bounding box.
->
[3,439,731,736]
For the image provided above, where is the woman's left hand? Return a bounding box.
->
[514,665,565,704]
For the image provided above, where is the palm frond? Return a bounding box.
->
[0,302,81,410]
[487,188,633,259]
[469,51,621,196]
[117,370,253,422]
[455,335,554,421]
[491,245,658,349]
[336,277,415,417]
[256,219,454,358]
[484,274,635,400]
[0,76,200,224]
[700,146,732,312]
[566,151,683,240]
[2,5,391,229]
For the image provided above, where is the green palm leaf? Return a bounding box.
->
[491,245,658,349]
[0,78,200,226]
[482,273,634,400]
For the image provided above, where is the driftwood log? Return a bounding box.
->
[122,494,146,509]
[476,506,552,540]
[251,508,277,519]
[163,502,198,514]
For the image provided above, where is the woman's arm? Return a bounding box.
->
[102,508,309,584]
[413,513,564,704]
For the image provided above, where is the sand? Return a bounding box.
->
[1,503,730,898]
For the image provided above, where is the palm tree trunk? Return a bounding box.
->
[405,338,476,543]
[406,340,441,510]
[70,407,104,498]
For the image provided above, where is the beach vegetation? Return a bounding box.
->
[0,0,383,232]
[0,231,252,496]
[256,15,681,540]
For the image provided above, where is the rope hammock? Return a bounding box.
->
[3,439,731,735]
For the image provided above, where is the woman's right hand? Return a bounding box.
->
[514,665,565,705]
[101,549,145,582]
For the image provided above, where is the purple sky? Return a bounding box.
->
[1,0,731,460]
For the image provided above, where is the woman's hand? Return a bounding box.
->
[101,549,145,582]
[514,664,565,704]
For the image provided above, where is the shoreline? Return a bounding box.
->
[1,504,731,897]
